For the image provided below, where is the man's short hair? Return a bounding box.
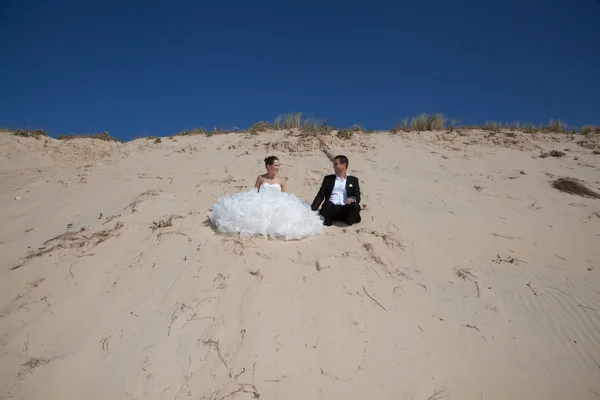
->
[334,155,349,168]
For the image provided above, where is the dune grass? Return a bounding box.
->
[392,113,447,132]
[579,125,600,135]
[544,119,568,133]
[12,129,48,140]
[6,115,600,143]
[171,127,240,137]
[458,119,579,135]
[274,112,302,129]
[248,120,272,134]
[249,113,333,135]
[56,132,120,142]
[173,128,209,136]
[301,118,334,134]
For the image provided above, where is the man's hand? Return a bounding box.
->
[345,197,355,205]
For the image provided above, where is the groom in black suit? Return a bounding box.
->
[311,155,361,226]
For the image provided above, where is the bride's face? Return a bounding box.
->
[267,160,280,176]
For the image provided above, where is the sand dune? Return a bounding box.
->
[1,129,599,399]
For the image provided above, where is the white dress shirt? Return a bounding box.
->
[330,175,348,205]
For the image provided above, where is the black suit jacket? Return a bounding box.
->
[311,175,361,211]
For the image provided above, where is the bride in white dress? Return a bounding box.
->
[208,156,325,240]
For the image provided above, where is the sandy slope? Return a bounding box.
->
[1,130,599,400]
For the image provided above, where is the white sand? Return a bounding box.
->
[1,130,599,399]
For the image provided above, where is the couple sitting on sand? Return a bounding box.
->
[208,155,361,240]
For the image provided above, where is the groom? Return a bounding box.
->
[311,155,361,226]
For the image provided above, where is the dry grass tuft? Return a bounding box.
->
[454,267,476,281]
[27,277,45,289]
[427,387,448,400]
[12,222,124,270]
[248,269,264,281]
[356,228,403,248]
[18,358,50,378]
[551,178,600,199]
[221,383,260,399]
[361,243,385,266]
[103,189,161,225]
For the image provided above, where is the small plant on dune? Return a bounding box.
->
[549,150,566,157]
[12,129,48,140]
[540,150,566,158]
[348,123,373,133]
[248,120,272,134]
[173,128,208,137]
[336,128,354,140]
[482,121,502,134]
[207,127,238,136]
[56,132,120,142]
[151,217,173,231]
[93,132,120,142]
[300,118,334,135]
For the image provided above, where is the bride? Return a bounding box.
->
[208,156,325,240]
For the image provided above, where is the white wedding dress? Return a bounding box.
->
[208,183,325,240]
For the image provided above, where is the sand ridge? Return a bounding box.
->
[1,129,599,399]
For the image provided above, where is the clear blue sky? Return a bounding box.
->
[1,0,599,140]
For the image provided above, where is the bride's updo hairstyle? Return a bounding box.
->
[264,156,279,167]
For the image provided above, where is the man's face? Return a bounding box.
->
[333,159,346,175]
